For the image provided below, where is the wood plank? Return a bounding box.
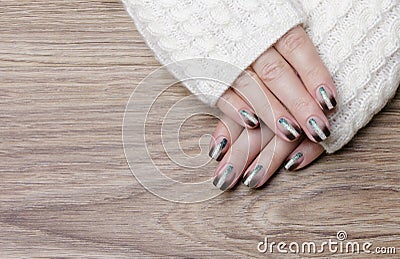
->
[0,1,399,257]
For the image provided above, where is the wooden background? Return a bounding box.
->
[0,0,399,258]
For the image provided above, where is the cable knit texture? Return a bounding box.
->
[122,0,400,153]
[123,0,305,105]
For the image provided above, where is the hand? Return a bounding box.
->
[208,25,337,190]
[214,26,337,145]
[210,116,324,190]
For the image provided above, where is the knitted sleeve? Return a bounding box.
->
[122,0,400,153]
[298,0,400,152]
[121,0,305,105]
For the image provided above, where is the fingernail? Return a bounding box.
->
[243,164,265,189]
[317,85,337,111]
[240,109,259,128]
[277,117,302,141]
[213,164,236,191]
[209,137,228,161]
[307,117,331,142]
[284,152,304,171]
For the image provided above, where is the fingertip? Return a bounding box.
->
[276,117,302,142]
[283,152,304,171]
[305,116,331,143]
[217,88,261,129]
[239,108,260,129]
[209,137,228,161]
[208,116,242,161]
[283,139,324,171]
[315,84,338,112]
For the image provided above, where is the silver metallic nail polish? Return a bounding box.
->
[209,138,228,161]
[309,118,327,141]
[213,165,234,190]
[319,86,335,110]
[284,152,304,170]
[240,109,259,127]
[243,165,263,187]
[279,118,300,139]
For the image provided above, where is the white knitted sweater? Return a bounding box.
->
[122,0,400,153]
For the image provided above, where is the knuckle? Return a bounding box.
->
[247,127,261,139]
[263,145,276,157]
[305,65,324,82]
[259,59,287,82]
[245,69,258,79]
[278,28,307,54]
[233,70,257,91]
[220,90,235,105]
[230,147,250,159]
[259,99,273,115]
[304,65,332,88]
[290,97,312,113]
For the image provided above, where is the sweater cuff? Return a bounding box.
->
[122,0,305,106]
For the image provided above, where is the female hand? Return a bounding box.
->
[214,26,337,146]
[209,116,325,190]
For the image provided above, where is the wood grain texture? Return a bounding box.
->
[0,1,399,258]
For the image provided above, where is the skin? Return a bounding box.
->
[211,116,324,190]
[210,26,335,190]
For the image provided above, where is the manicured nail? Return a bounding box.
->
[209,138,228,161]
[277,117,302,141]
[284,152,304,171]
[240,109,259,128]
[243,165,265,189]
[213,164,236,191]
[307,117,331,142]
[317,86,337,111]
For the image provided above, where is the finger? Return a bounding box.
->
[274,26,337,111]
[216,88,260,129]
[252,47,331,143]
[232,70,302,142]
[283,138,324,171]
[242,136,299,189]
[212,122,274,191]
[209,115,243,161]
